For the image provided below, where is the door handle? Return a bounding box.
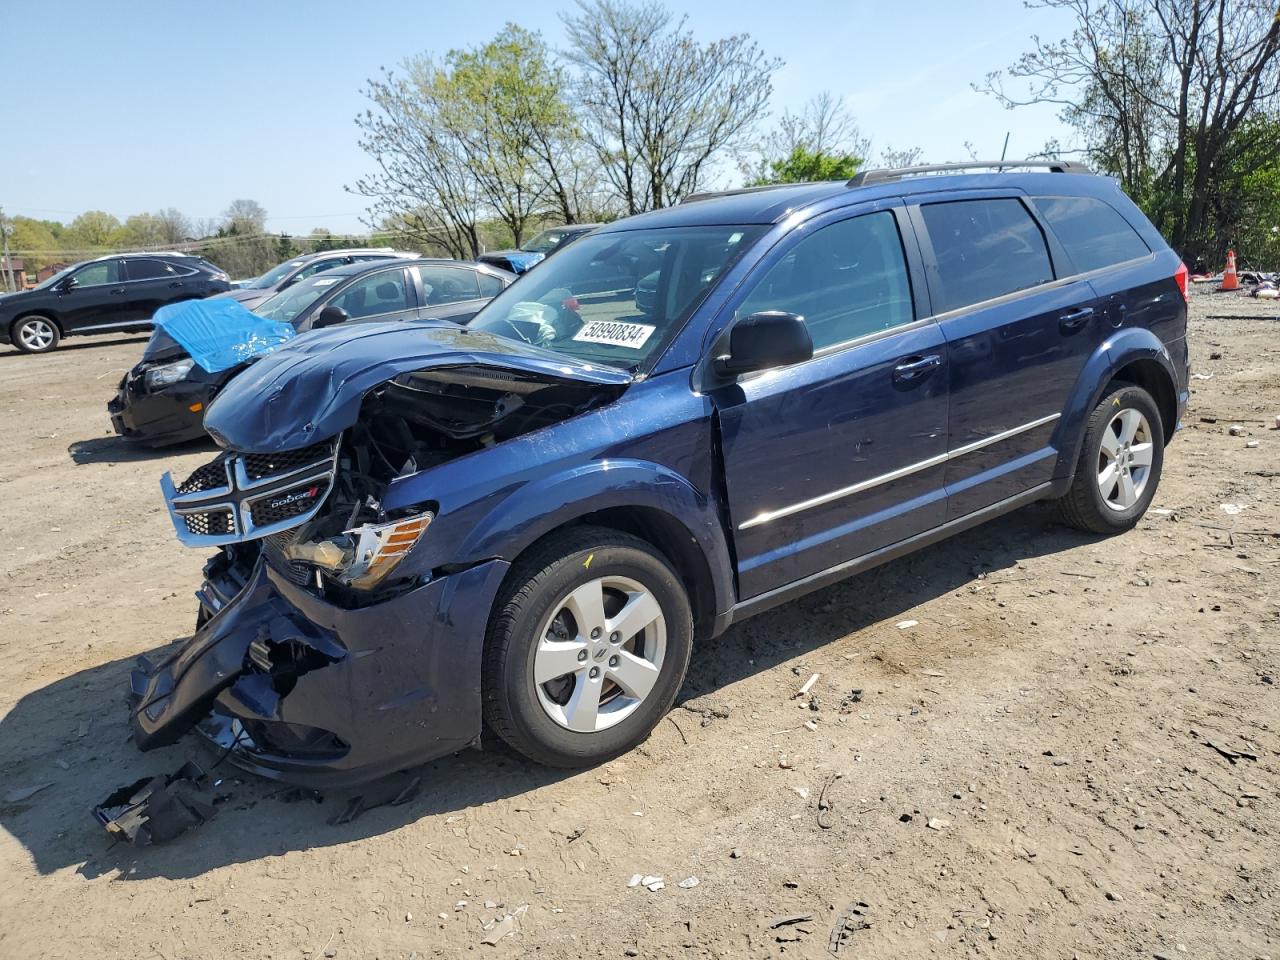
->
[169,281,184,288]
[1059,306,1094,331]
[108,287,127,295]
[893,354,943,382]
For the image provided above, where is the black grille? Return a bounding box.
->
[242,442,333,481]
[249,481,330,528]
[177,458,229,495]
[183,509,233,537]
[262,530,313,586]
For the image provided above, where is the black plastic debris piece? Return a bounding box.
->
[329,771,421,825]
[93,761,218,845]
[829,902,871,954]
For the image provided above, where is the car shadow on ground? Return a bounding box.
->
[0,334,150,360]
[0,503,1101,881]
[68,435,215,465]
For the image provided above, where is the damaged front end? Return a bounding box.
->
[131,320,630,785]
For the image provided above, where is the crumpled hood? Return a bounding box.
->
[202,319,632,452]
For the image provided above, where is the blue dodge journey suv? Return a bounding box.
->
[130,161,1190,785]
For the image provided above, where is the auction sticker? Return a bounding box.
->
[572,320,656,349]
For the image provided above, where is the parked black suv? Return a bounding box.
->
[0,253,230,353]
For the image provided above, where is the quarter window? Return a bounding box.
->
[736,211,915,351]
[921,199,1053,313]
[476,272,505,297]
[125,259,173,280]
[415,265,482,305]
[327,270,411,319]
[72,260,121,286]
[1031,195,1150,274]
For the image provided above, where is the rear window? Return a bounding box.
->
[1032,196,1150,274]
[921,198,1054,314]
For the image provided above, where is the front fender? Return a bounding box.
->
[455,458,736,619]
[1054,326,1180,481]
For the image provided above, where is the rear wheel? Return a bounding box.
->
[1057,383,1164,533]
[482,526,693,768]
[12,315,60,354]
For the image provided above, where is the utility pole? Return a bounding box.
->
[0,209,14,293]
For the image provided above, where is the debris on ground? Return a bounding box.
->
[817,773,842,829]
[678,876,700,889]
[641,875,664,892]
[93,760,218,845]
[3,782,54,804]
[765,913,815,943]
[793,673,819,699]
[1203,739,1259,764]
[896,619,919,629]
[926,817,951,831]
[829,902,871,954]
[329,771,421,825]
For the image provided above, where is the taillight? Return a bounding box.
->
[1174,262,1189,302]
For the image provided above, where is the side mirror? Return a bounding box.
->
[713,311,812,377]
[61,277,79,292]
[314,305,349,328]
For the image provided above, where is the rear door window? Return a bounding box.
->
[415,265,482,305]
[124,258,173,280]
[920,198,1053,313]
[1031,196,1151,274]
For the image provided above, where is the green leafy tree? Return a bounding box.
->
[64,210,122,250]
[6,216,61,270]
[747,146,863,186]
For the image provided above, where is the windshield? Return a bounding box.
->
[248,258,307,290]
[33,263,83,291]
[469,224,763,371]
[255,272,346,325]
[522,229,570,254]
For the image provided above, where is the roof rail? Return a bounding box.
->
[679,183,810,204]
[847,159,1093,188]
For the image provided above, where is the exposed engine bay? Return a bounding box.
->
[165,363,625,605]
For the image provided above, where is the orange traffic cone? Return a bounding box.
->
[1219,249,1240,291]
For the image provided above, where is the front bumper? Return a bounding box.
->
[129,553,511,788]
[109,369,213,446]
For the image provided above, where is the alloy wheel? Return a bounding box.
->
[17,318,56,351]
[532,575,667,733]
[1097,407,1153,511]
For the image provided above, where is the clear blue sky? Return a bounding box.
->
[2,0,1078,235]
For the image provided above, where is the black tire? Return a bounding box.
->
[11,315,61,354]
[1057,382,1165,533]
[482,525,693,768]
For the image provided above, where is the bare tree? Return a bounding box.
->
[155,208,192,244]
[562,0,781,213]
[352,64,485,258]
[877,145,925,169]
[223,199,268,233]
[979,0,1280,259]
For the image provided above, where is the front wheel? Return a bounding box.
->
[482,526,693,768]
[11,315,60,354]
[1057,383,1165,533]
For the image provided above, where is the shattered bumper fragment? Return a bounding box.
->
[128,556,510,788]
[93,761,218,845]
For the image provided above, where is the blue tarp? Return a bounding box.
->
[153,298,295,373]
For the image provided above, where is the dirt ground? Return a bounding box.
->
[0,291,1277,960]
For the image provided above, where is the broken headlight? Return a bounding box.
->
[144,357,195,390]
[284,511,433,590]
